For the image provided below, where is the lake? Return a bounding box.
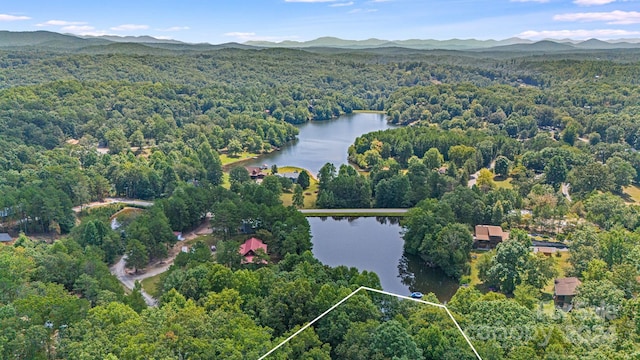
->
[309,216,460,302]
[244,112,394,176]
[246,112,459,301]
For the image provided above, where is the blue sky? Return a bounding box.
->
[1,0,639,43]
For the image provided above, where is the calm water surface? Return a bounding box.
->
[309,217,460,302]
[246,112,459,301]
[244,112,393,176]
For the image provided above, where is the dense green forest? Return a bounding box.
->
[1,39,640,359]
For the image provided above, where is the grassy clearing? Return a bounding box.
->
[188,234,219,247]
[469,250,493,294]
[468,249,569,298]
[493,177,513,190]
[352,110,386,114]
[141,274,163,298]
[219,151,260,166]
[110,207,143,220]
[543,251,570,294]
[469,250,486,286]
[221,172,231,189]
[277,166,319,209]
[622,185,640,204]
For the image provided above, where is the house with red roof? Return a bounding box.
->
[239,237,268,264]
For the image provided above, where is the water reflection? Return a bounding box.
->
[309,216,459,302]
[398,254,459,302]
[244,113,394,176]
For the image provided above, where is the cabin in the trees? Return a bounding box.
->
[239,237,268,264]
[554,277,581,311]
[473,225,509,249]
[246,166,266,180]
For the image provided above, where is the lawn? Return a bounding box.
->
[493,177,513,190]
[469,250,488,288]
[221,172,231,189]
[141,274,163,298]
[219,151,260,166]
[468,248,570,298]
[622,184,640,204]
[543,251,570,294]
[352,110,386,114]
[188,233,219,247]
[277,166,319,209]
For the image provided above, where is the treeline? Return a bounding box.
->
[3,233,638,359]
[68,178,312,269]
[315,126,520,209]
[384,79,640,151]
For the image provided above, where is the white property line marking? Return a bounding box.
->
[258,286,483,360]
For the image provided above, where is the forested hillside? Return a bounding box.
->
[1,40,640,359]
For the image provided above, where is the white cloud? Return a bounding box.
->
[36,20,88,27]
[285,0,337,2]
[157,26,190,31]
[330,1,354,6]
[510,0,550,3]
[554,10,640,24]
[573,0,616,5]
[370,0,392,2]
[517,28,640,39]
[348,8,378,13]
[224,32,256,38]
[110,24,149,31]
[0,14,30,21]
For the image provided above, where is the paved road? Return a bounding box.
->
[110,256,161,306]
[468,160,496,188]
[73,197,154,213]
[299,208,409,215]
[108,215,212,307]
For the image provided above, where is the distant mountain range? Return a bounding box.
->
[245,36,640,50]
[1,30,640,52]
[245,36,535,50]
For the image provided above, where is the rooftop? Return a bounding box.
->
[474,225,508,241]
[554,277,581,296]
[239,237,268,263]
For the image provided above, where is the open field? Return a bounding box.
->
[277,166,319,209]
[622,185,640,204]
[494,177,513,190]
[352,110,386,114]
[141,274,163,298]
[219,151,261,166]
